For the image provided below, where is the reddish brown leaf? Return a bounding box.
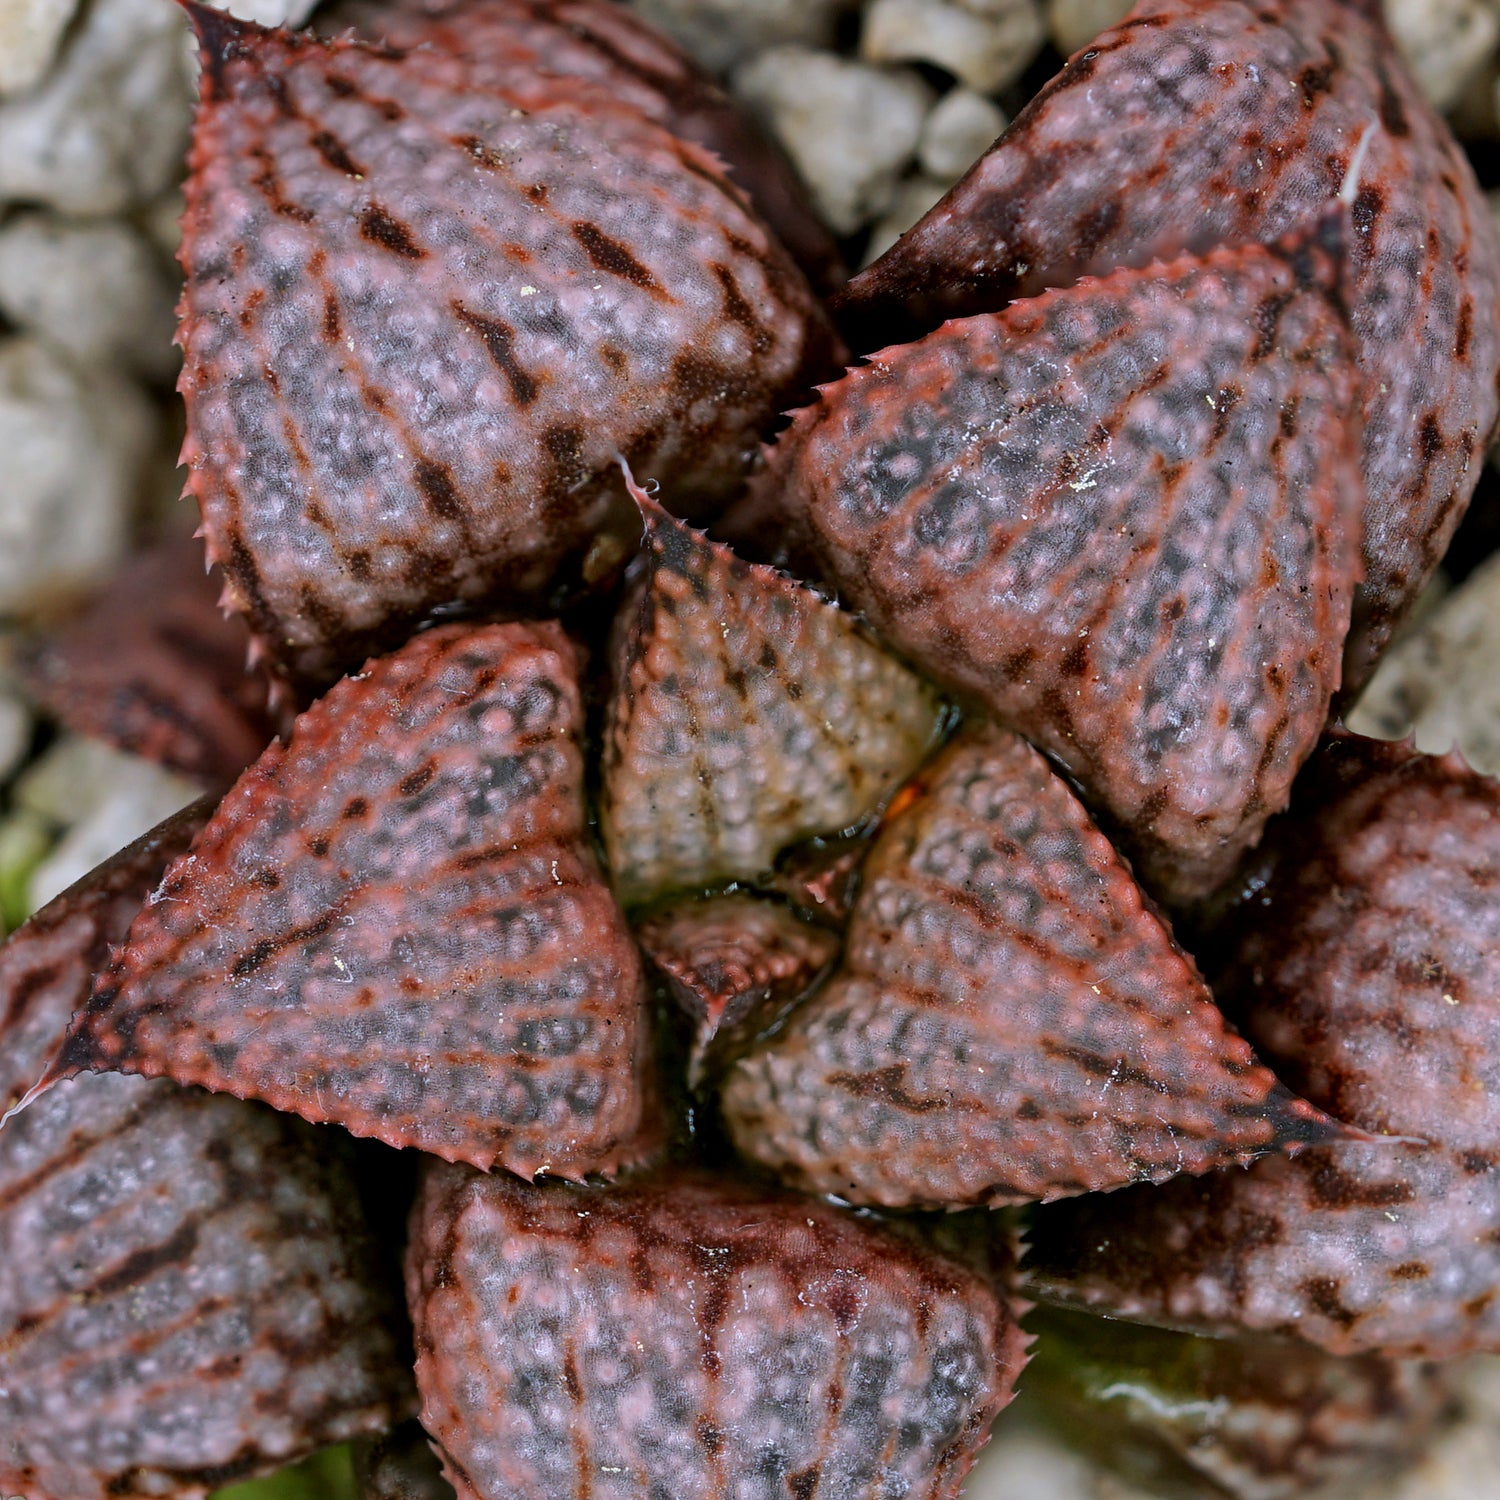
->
[721,722,1341,1209]
[328,0,844,292]
[406,1163,1027,1500]
[0,802,411,1500]
[1026,1307,1452,1500]
[16,536,278,786]
[763,222,1361,901]
[51,621,655,1179]
[177,6,840,689]
[836,0,1500,687]
[635,893,838,1082]
[601,495,944,905]
[1020,733,1500,1358]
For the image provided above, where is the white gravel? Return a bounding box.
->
[733,46,935,234]
[861,0,1045,94]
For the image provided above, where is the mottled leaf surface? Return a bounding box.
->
[17,537,278,786]
[765,227,1361,901]
[601,497,944,905]
[838,0,1500,686]
[53,621,655,1179]
[720,723,1337,1209]
[1021,734,1500,1357]
[406,1163,1026,1500]
[635,893,838,1082]
[330,0,843,291]
[0,804,411,1500]
[1025,1307,1451,1500]
[178,8,838,688]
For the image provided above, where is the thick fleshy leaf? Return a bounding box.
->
[837,0,1500,687]
[406,1163,1027,1500]
[1020,733,1500,1357]
[329,0,844,292]
[763,224,1361,902]
[601,496,944,905]
[1025,1307,1451,1500]
[720,722,1339,1209]
[51,621,655,1179]
[354,1425,455,1500]
[17,536,278,786]
[634,893,838,1082]
[0,805,412,1500]
[177,6,839,689]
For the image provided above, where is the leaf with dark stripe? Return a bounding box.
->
[1020,733,1500,1358]
[16,537,278,787]
[327,0,845,292]
[635,893,838,1083]
[601,495,944,906]
[721,722,1342,1209]
[1024,1306,1451,1500]
[48,621,656,1179]
[763,220,1362,903]
[836,0,1500,690]
[178,7,840,689]
[406,1163,1027,1500]
[0,801,411,1500]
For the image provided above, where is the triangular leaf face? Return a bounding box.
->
[53,621,655,1180]
[178,10,838,689]
[0,803,411,1500]
[17,537,278,787]
[1020,734,1500,1358]
[328,0,844,292]
[721,722,1341,1209]
[766,224,1362,902]
[601,498,945,905]
[837,0,1500,686]
[635,893,839,1082]
[407,1163,1027,1500]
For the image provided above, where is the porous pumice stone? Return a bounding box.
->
[0,802,413,1500]
[328,0,845,292]
[600,495,945,906]
[17,535,278,788]
[1020,732,1500,1359]
[176,6,839,690]
[836,0,1500,694]
[405,1162,1029,1500]
[762,220,1361,902]
[720,721,1342,1210]
[634,891,840,1082]
[49,620,656,1180]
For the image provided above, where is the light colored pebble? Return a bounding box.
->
[27,750,200,910]
[0,0,82,97]
[628,0,850,74]
[862,174,952,263]
[0,0,193,215]
[1045,0,1131,56]
[1348,549,1500,774]
[200,0,317,25]
[733,47,934,234]
[143,187,185,260]
[0,336,157,614]
[1386,0,1500,115]
[919,87,1007,180]
[1450,49,1500,135]
[0,211,178,379]
[0,690,31,785]
[861,0,1045,94]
